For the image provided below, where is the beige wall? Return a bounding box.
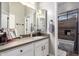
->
[25,6,35,16]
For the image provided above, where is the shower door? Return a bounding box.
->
[58,9,78,54]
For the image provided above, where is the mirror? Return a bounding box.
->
[36,9,47,33]
[0,2,47,38]
[24,6,36,34]
[0,2,36,37]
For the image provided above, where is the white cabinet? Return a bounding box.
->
[0,38,49,56]
[34,39,49,56]
[0,43,34,56]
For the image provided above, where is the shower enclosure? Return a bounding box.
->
[58,9,79,54]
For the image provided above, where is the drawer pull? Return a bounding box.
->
[20,50,23,52]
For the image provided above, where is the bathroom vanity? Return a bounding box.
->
[0,36,49,56]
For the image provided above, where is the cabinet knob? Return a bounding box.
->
[41,45,45,51]
[20,50,23,52]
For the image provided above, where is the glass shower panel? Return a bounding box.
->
[68,13,77,20]
[58,15,67,21]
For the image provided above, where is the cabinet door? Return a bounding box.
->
[34,39,49,56]
[34,40,44,56]
[42,39,49,56]
[35,45,44,56]
[43,43,49,56]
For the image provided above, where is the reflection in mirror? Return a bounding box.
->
[0,2,47,39]
[24,5,36,35]
[36,9,47,33]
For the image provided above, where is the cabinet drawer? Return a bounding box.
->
[18,43,34,52]
[1,48,20,56]
[18,43,34,56]
[21,50,34,56]
[1,43,34,56]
